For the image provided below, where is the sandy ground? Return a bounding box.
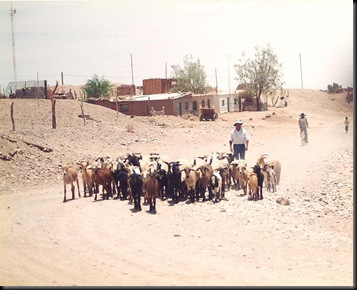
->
[0,89,354,286]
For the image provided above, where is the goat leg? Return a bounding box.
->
[63,183,67,202]
[76,179,81,198]
[71,184,75,200]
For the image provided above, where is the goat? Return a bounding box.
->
[141,158,167,200]
[155,168,168,200]
[116,162,130,200]
[216,167,229,199]
[60,164,81,202]
[125,164,142,203]
[196,164,213,201]
[144,171,159,213]
[257,154,282,185]
[236,160,249,195]
[208,153,230,195]
[164,160,183,203]
[125,152,142,167]
[247,172,259,201]
[264,163,277,193]
[180,166,200,202]
[209,170,223,202]
[252,164,264,200]
[92,167,115,200]
[111,158,127,199]
[77,160,95,197]
[228,160,242,190]
[128,172,143,211]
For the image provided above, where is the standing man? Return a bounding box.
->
[229,119,249,160]
[344,116,350,133]
[299,113,309,143]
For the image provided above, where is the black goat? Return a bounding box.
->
[125,153,142,167]
[252,164,264,200]
[128,172,143,211]
[164,161,182,203]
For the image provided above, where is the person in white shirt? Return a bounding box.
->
[229,119,249,160]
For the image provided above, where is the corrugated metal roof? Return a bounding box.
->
[128,92,191,101]
[6,80,46,92]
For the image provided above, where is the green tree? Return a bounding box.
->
[83,74,113,98]
[234,44,283,111]
[171,54,209,94]
[327,82,342,93]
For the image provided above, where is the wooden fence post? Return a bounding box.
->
[80,99,85,125]
[10,101,15,131]
[51,97,56,129]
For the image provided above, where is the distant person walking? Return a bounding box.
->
[229,119,249,160]
[299,113,309,143]
[344,116,350,133]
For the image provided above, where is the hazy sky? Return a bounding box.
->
[0,0,353,94]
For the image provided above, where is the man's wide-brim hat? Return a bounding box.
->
[234,119,243,126]
[300,113,306,116]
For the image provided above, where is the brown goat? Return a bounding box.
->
[92,167,115,200]
[144,171,159,213]
[77,160,95,197]
[61,164,81,202]
[196,164,213,201]
[247,172,259,201]
[180,166,200,202]
[228,161,240,190]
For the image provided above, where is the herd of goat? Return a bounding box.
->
[60,152,281,213]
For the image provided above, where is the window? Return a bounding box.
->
[120,104,129,112]
[185,102,189,110]
[222,99,225,106]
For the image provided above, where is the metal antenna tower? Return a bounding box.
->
[10,3,17,90]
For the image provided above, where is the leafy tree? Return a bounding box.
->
[83,74,113,98]
[327,82,342,93]
[171,54,209,94]
[234,44,283,111]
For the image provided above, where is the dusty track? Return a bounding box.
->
[0,89,353,286]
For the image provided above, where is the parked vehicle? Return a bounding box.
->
[199,108,217,121]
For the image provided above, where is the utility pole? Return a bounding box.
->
[36,72,39,99]
[10,3,17,92]
[61,72,64,93]
[165,62,168,93]
[130,54,134,96]
[215,68,218,94]
[299,53,303,89]
[227,55,231,97]
[227,54,231,112]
